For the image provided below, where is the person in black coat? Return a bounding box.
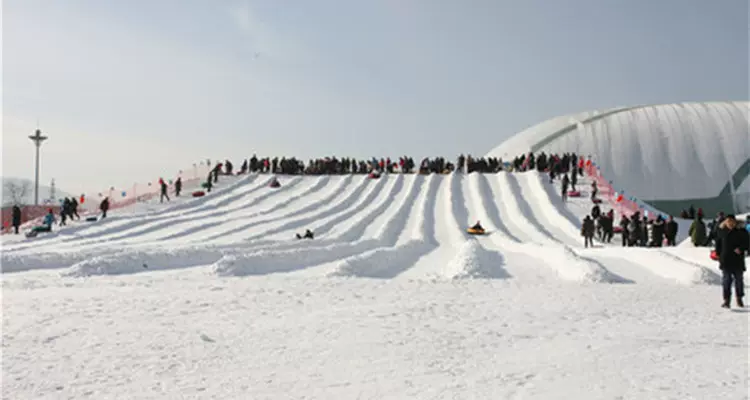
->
[715,215,748,308]
[665,216,678,246]
[582,215,595,248]
[100,197,110,219]
[12,205,22,234]
[160,180,170,203]
[651,215,665,247]
[570,168,577,192]
[619,216,630,247]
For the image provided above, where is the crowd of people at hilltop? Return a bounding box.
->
[202,154,507,179]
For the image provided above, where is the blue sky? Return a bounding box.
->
[3,0,748,192]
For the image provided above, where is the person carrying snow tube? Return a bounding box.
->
[467,221,485,235]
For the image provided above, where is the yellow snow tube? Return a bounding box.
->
[466,228,485,235]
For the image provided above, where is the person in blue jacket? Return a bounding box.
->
[26,209,56,237]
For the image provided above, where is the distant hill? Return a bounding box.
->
[2,177,75,207]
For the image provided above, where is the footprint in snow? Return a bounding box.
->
[200,334,215,343]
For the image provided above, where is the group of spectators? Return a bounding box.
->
[202,154,508,180]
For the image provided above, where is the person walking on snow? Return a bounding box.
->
[590,181,598,201]
[570,168,577,191]
[715,215,748,308]
[160,179,170,203]
[174,177,182,197]
[100,197,110,219]
[60,199,69,226]
[561,174,569,202]
[70,197,80,220]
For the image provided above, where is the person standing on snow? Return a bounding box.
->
[561,174,570,202]
[174,177,182,197]
[689,215,706,247]
[628,215,641,247]
[100,197,110,218]
[665,216,679,246]
[582,215,595,248]
[205,172,213,193]
[12,205,22,234]
[600,210,614,243]
[707,212,726,246]
[651,215,666,247]
[619,215,630,247]
[570,167,577,191]
[590,181,598,201]
[715,215,747,308]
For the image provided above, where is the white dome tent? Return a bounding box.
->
[487,101,750,216]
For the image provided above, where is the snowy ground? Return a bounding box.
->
[2,171,748,399]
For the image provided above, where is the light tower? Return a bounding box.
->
[28,129,49,205]
[49,178,57,204]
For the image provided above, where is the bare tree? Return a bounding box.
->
[4,181,31,206]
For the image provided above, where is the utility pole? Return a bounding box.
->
[28,129,49,205]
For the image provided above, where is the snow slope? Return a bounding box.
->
[2,171,723,284]
[3,170,746,399]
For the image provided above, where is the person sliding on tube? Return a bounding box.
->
[296,229,314,240]
[470,221,484,231]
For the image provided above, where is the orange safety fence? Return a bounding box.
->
[1,205,62,234]
[2,161,214,234]
[77,162,213,213]
[583,160,656,220]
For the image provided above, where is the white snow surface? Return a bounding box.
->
[2,171,748,399]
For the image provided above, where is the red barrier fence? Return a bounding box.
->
[72,163,212,213]
[1,161,213,235]
[584,161,649,220]
[1,205,62,234]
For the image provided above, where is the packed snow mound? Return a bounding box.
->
[63,247,226,277]
[2,172,723,286]
[328,240,434,279]
[212,241,380,277]
[441,240,510,280]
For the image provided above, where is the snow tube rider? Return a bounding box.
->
[26,209,56,237]
[467,220,485,235]
[296,229,314,240]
